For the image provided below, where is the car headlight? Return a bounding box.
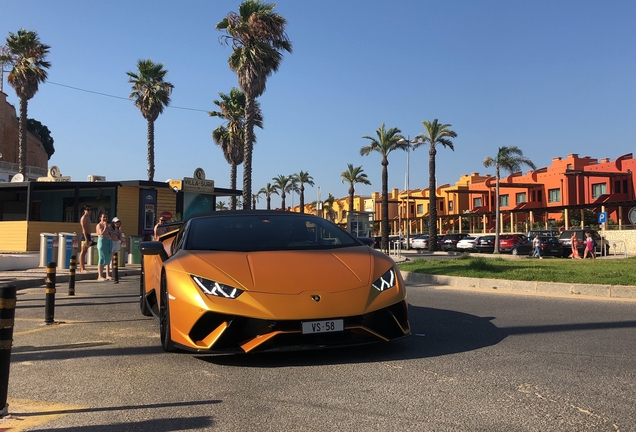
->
[372,268,397,292]
[191,276,244,299]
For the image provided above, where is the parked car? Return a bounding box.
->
[474,235,496,253]
[511,236,564,257]
[499,234,528,253]
[456,236,478,252]
[558,229,609,257]
[527,229,561,238]
[440,233,470,251]
[411,234,430,250]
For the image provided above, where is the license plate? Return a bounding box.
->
[301,319,344,334]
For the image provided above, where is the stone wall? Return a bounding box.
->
[603,230,636,256]
[0,91,48,179]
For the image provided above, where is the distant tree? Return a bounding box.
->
[216,0,292,209]
[414,119,457,251]
[293,171,314,213]
[26,118,54,159]
[483,146,536,253]
[1,29,51,176]
[360,123,408,252]
[341,163,371,215]
[252,193,260,209]
[127,59,174,181]
[259,183,278,210]
[216,201,228,210]
[272,174,293,210]
[322,193,336,221]
[209,88,262,210]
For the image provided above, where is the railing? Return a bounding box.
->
[608,240,628,257]
[389,240,402,258]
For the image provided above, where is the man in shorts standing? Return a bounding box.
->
[79,205,92,272]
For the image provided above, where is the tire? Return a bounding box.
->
[159,272,178,352]
[511,248,518,256]
[140,259,152,316]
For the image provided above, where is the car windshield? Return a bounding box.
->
[184,213,361,252]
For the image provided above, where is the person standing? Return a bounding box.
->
[583,231,596,259]
[110,217,124,265]
[79,205,93,273]
[531,234,542,259]
[96,213,114,281]
[569,232,581,259]
[154,216,167,240]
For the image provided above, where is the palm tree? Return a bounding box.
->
[272,174,293,210]
[360,123,409,252]
[293,171,314,214]
[483,146,536,253]
[414,119,458,251]
[209,88,263,209]
[127,59,174,181]
[1,29,51,177]
[341,163,371,215]
[216,0,292,209]
[251,193,260,209]
[322,193,336,221]
[216,201,228,211]
[259,183,278,210]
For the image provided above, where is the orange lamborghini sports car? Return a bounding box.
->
[139,211,410,353]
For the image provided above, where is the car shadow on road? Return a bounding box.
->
[197,304,505,367]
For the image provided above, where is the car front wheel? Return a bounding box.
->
[511,248,518,256]
[159,272,178,352]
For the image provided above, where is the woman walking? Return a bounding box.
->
[583,231,596,259]
[569,232,581,259]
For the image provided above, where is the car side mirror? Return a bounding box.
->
[139,241,169,262]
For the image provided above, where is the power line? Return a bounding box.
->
[46,80,210,113]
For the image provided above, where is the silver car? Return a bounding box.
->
[456,236,478,252]
[411,234,430,250]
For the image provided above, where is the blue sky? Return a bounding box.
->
[2,1,635,207]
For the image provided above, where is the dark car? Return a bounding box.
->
[499,234,527,253]
[558,229,609,257]
[440,233,470,251]
[356,237,375,247]
[511,236,564,257]
[527,229,561,239]
[474,235,496,253]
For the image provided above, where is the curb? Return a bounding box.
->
[401,271,636,299]
[6,269,142,290]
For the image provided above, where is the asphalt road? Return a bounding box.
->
[3,278,636,431]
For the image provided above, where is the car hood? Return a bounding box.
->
[172,247,393,295]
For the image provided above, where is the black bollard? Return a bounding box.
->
[112,252,119,284]
[45,262,56,324]
[0,284,16,418]
[68,255,76,296]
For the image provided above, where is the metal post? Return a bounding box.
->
[68,255,76,296]
[0,284,16,418]
[45,262,56,324]
[112,252,119,284]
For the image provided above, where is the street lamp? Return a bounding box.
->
[398,136,417,249]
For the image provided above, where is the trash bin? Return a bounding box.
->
[118,236,127,267]
[57,232,78,269]
[128,236,141,264]
[85,233,98,265]
[39,233,58,267]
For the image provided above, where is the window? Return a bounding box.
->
[439,201,444,212]
[342,210,347,220]
[548,188,560,203]
[592,183,606,199]
[499,195,509,207]
[516,192,526,204]
[449,201,453,212]
[417,204,424,214]
[614,180,621,193]
[538,190,542,202]
[473,197,482,207]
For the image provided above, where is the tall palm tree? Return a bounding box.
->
[259,183,278,210]
[209,88,263,209]
[127,59,174,181]
[293,171,314,214]
[341,163,371,215]
[483,146,536,253]
[216,201,229,211]
[414,119,457,251]
[1,29,51,177]
[360,123,409,252]
[216,0,292,209]
[272,174,293,210]
[251,193,260,209]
